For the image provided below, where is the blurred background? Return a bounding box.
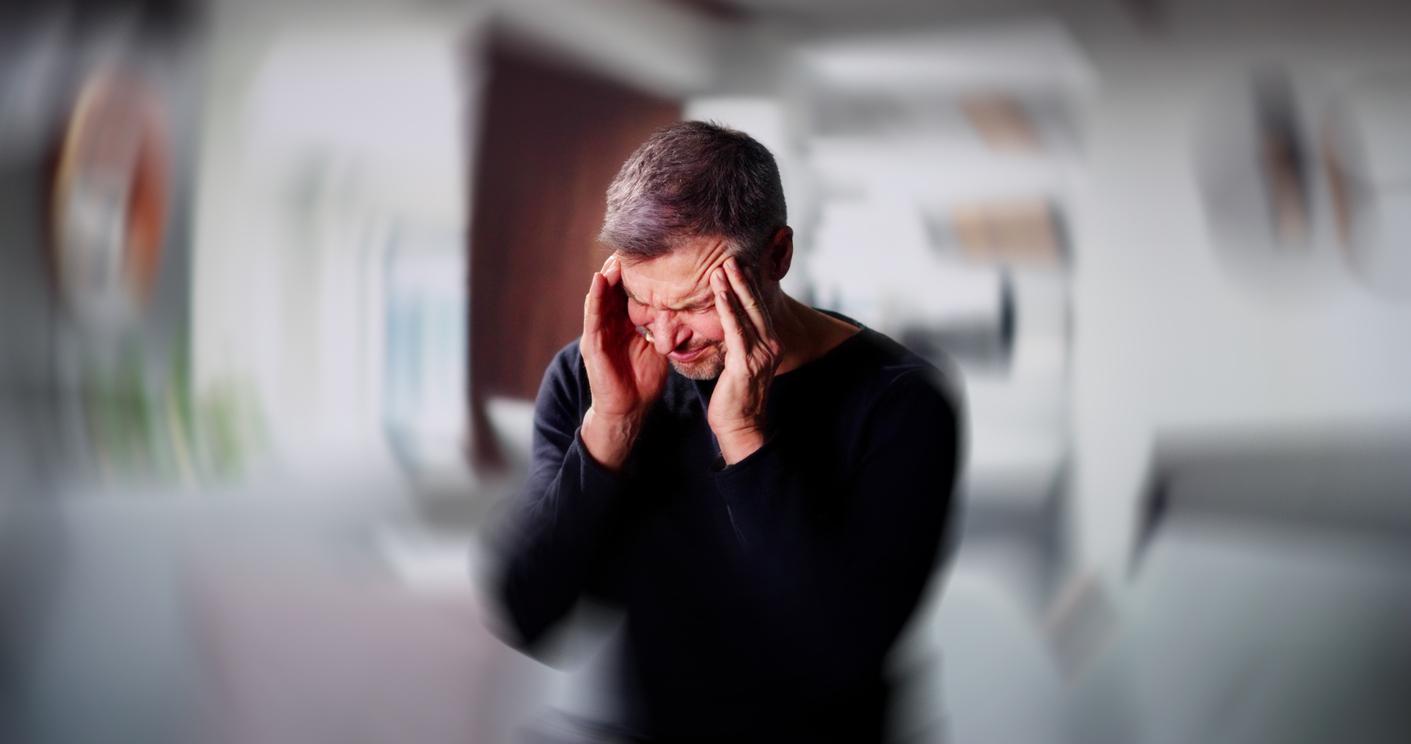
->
[3,0,1411,741]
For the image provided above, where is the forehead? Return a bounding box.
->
[617,236,732,308]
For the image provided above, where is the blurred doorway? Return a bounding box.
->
[467,38,680,468]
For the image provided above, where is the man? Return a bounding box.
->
[489,121,962,742]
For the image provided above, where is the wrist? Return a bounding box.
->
[581,406,644,471]
[716,426,766,465]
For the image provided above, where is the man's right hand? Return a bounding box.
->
[579,253,668,471]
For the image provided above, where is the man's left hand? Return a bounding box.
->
[707,256,782,465]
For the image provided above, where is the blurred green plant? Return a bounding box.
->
[81,337,265,487]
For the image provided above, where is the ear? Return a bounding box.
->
[761,227,793,283]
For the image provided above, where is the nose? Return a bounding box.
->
[649,311,688,356]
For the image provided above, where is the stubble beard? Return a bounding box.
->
[669,343,725,381]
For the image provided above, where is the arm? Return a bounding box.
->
[488,347,631,649]
[490,253,665,649]
[712,371,962,693]
[702,257,962,691]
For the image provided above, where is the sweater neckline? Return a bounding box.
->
[773,308,868,382]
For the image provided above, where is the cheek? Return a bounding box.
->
[687,312,725,343]
[627,304,652,328]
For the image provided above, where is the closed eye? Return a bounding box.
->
[630,296,713,314]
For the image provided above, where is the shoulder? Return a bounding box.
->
[546,337,587,382]
[535,337,591,414]
[849,327,964,419]
[818,327,965,470]
[839,330,966,481]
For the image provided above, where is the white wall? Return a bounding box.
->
[1064,4,1411,579]
[191,3,475,470]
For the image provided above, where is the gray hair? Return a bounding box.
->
[598,120,786,262]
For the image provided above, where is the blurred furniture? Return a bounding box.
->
[1135,422,1411,567]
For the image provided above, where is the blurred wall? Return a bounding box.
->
[1061,0,1411,577]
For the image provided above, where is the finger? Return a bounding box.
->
[584,271,606,343]
[602,253,622,286]
[724,256,772,341]
[716,266,758,341]
[712,269,751,361]
[599,256,630,324]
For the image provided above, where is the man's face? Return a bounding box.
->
[617,235,735,380]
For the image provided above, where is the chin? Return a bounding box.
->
[670,348,724,381]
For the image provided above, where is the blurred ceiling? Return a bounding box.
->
[666,0,1058,30]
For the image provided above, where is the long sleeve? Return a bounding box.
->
[711,367,962,696]
[490,344,628,649]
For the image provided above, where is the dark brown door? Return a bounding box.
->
[467,40,680,467]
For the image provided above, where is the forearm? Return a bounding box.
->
[492,348,635,647]
[580,406,645,472]
[711,378,961,680]
[496,427,625,646]
[715,438,955,686]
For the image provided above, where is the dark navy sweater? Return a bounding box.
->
[491,312,963,742]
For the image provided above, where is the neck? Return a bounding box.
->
[767,292,853,376]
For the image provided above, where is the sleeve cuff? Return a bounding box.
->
[571,426,628,492]
[711,431,782,475]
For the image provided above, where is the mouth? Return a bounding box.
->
[669,345,709,363]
